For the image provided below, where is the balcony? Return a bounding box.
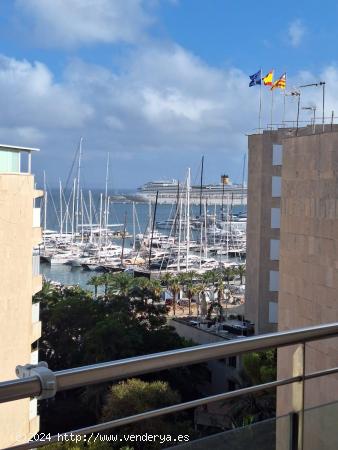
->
[32,252,40,277]
[32,208,40,228]
[0,323,337,450]
[0,144,39,174]
[31,303,39,325]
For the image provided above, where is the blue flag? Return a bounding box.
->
[249,70,262,87]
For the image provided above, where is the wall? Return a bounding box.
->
[277,130,338,449]
[0,173,41,447]
[245,130,283,334]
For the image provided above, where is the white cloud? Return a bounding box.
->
[7,45,338,187]
[0,55,93,137]
[15,0,152,47]
[288,19,306,47]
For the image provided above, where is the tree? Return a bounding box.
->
[185,281,196,316]
[100,379,192,450]
[98,273,114,298]
[87,275,102,299]
[108,272,134,298]
[225,349,277,428]
[35,281,208,435]
[236,264,246,285]
[167,277,180,316]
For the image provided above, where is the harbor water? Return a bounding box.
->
[40,190,246,289]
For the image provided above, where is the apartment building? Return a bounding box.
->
[245,128,286,334]
[276,129,338,418]
[0,145,43,447]
[246,127,338,449]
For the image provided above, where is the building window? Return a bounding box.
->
[0,149,20,173]
[272,144,283,165]
[269,302,278,323]
[269,271,279,291]
[270,239,280,260]
[271,208,281,228]
[272,176,282,197]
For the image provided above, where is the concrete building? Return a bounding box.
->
[276,129,338,418]
[245,129,286,334]
[0,145,43,447]
[246,127,338,449]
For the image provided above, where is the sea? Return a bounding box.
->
[39,189,246,290]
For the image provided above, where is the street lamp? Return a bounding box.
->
[302,106,316,133]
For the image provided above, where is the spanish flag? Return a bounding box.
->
[271,73,286,90]
[263,70,274,86]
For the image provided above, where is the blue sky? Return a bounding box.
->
[0,0,337,189]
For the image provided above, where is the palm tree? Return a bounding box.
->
[236,264,246,285]
[148,279,162,304]
[185,282,196,316]
[223,266,235,286]
[168,277,180,316]
[193,282,206,317]
[87,275,102,299]
[108,272,134,298]
[99,273,114,298]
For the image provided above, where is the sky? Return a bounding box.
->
[1,0,338,189]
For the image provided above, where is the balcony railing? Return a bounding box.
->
[0,323,338,450]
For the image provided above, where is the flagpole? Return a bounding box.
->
[270,88,274,129]
[259,68,262,132]
[282,91,286,127]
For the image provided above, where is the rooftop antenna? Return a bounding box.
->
[299,81,326,132]
[302,106,316,134]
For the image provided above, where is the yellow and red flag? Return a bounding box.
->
[271,73,286,90]
[263,70,274,86]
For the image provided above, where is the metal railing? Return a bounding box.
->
[1,323,338,450]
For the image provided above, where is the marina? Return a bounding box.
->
[39,148,247,286]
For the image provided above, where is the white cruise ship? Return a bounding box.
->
[131,175,247,205]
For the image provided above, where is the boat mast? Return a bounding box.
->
[120,211,127,266]
[43,171,47,247]
[186,168,191,272]
[80,189,84,243]
[199,155,204,217]
[132,202,136,250]
[177,196,183,272]
[173,180,180,240]
[75,137,83,233]
[204,199,208,258]
[221,175,225,221]
[89,190,93,243]
[59,179,63,236]
[148,191,159,269]
[104,152,110,233]
[72,178,76,242]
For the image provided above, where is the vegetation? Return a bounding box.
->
[34,275,208,437]
[34,265,249,446]
[225,349,277,428]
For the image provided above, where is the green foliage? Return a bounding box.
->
[242,349,277,385]
[100,379,193,450]
[35,279,208,436]
[225,349,277,428]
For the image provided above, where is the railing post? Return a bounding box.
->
[289,412,299,450]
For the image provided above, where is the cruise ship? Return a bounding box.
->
[128,175,247,205]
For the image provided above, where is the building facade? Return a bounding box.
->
[245,129,285,334]
[0,145,43,447]
[277,129,338,419]
[246,127,338,449]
